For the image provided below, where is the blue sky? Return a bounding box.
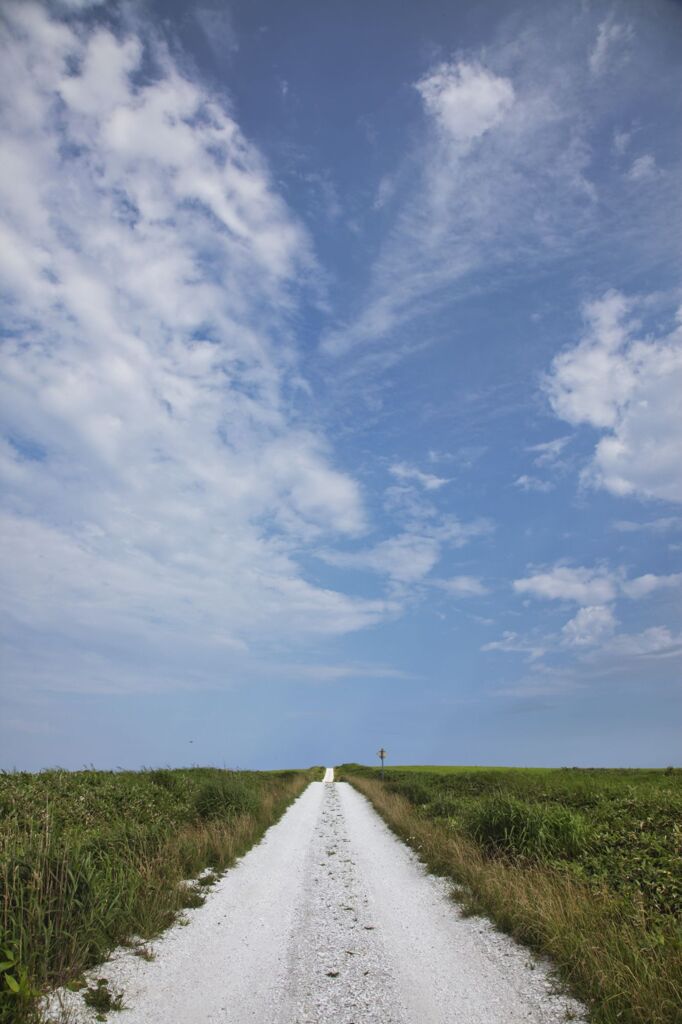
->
[1,0,681,770]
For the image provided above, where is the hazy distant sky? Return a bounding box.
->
[1,0,681,770]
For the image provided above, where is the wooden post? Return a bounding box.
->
[377,747,387,780]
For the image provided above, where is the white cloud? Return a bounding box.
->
[319,517,492,585]
[514,564,682,609]
[415,61,514,151]
[486,559,681,676]
[55,0,106,7]
[0,3,390,693]
[589,15,632,76]
[436,575,489,597]
[598,626,682,659]
[484,610,682,673]
[514,566,618,605]
[59,30,142,117]
[621,573,682,599]
[514,474,555,493]
[627,154,659,182]
[389,461,449,490]
[545,292,682,502]
[0,511,391,648]
[374,175,396,211]
[561,605,616,647]
[281,662,410,682]
[481,631,546,661]
[526,435,572,467]
[321,532,441,584]
[612,517,682,534]
[613,129,631,156]
[545,292,633,429]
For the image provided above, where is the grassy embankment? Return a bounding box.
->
[337,764,682,1024]
[0,766,320,1022]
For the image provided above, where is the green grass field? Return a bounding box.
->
[338,764,682,1024]
[0,767,319,1023]
[350,763,682,916]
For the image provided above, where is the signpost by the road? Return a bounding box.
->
[377,747,387,780]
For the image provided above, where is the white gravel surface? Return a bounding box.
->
[49,772,587,1024]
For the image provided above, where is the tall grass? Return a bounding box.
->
[0,767,318,1023]
[464,793,590,860]
[342,773,682,1024]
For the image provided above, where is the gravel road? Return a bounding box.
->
[51,773,586,1024]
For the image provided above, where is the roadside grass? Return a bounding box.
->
[0,766,320,1023]
[337,765,682,1024]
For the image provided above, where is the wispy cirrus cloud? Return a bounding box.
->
[194,4,239,61]
[272,662,412,683]
[594,626,682,660]
[514,475,555,493]
[0,2,391,694]
[612,517,682,534]
[514,436,573,492]
[434,575,489,597]
[589,13,633,76]
[482,630,547,661]
[318,1,682,417]
[318,516,492,586]
[526,436,572,467]
[627,153,660,183]
[320,26,601,360]
[389,461,449,491]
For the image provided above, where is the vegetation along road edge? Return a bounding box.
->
[336,764,682,1024]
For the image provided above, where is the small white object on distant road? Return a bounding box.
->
[50,780,587,1024]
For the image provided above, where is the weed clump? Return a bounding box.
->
[178,882,205,909]
[83,978,125,1016]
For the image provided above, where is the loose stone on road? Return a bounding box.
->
[51,772,587,1024]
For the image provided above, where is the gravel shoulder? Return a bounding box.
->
[49,774,587,1024]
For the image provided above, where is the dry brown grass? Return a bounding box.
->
[347,775,682,1024]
